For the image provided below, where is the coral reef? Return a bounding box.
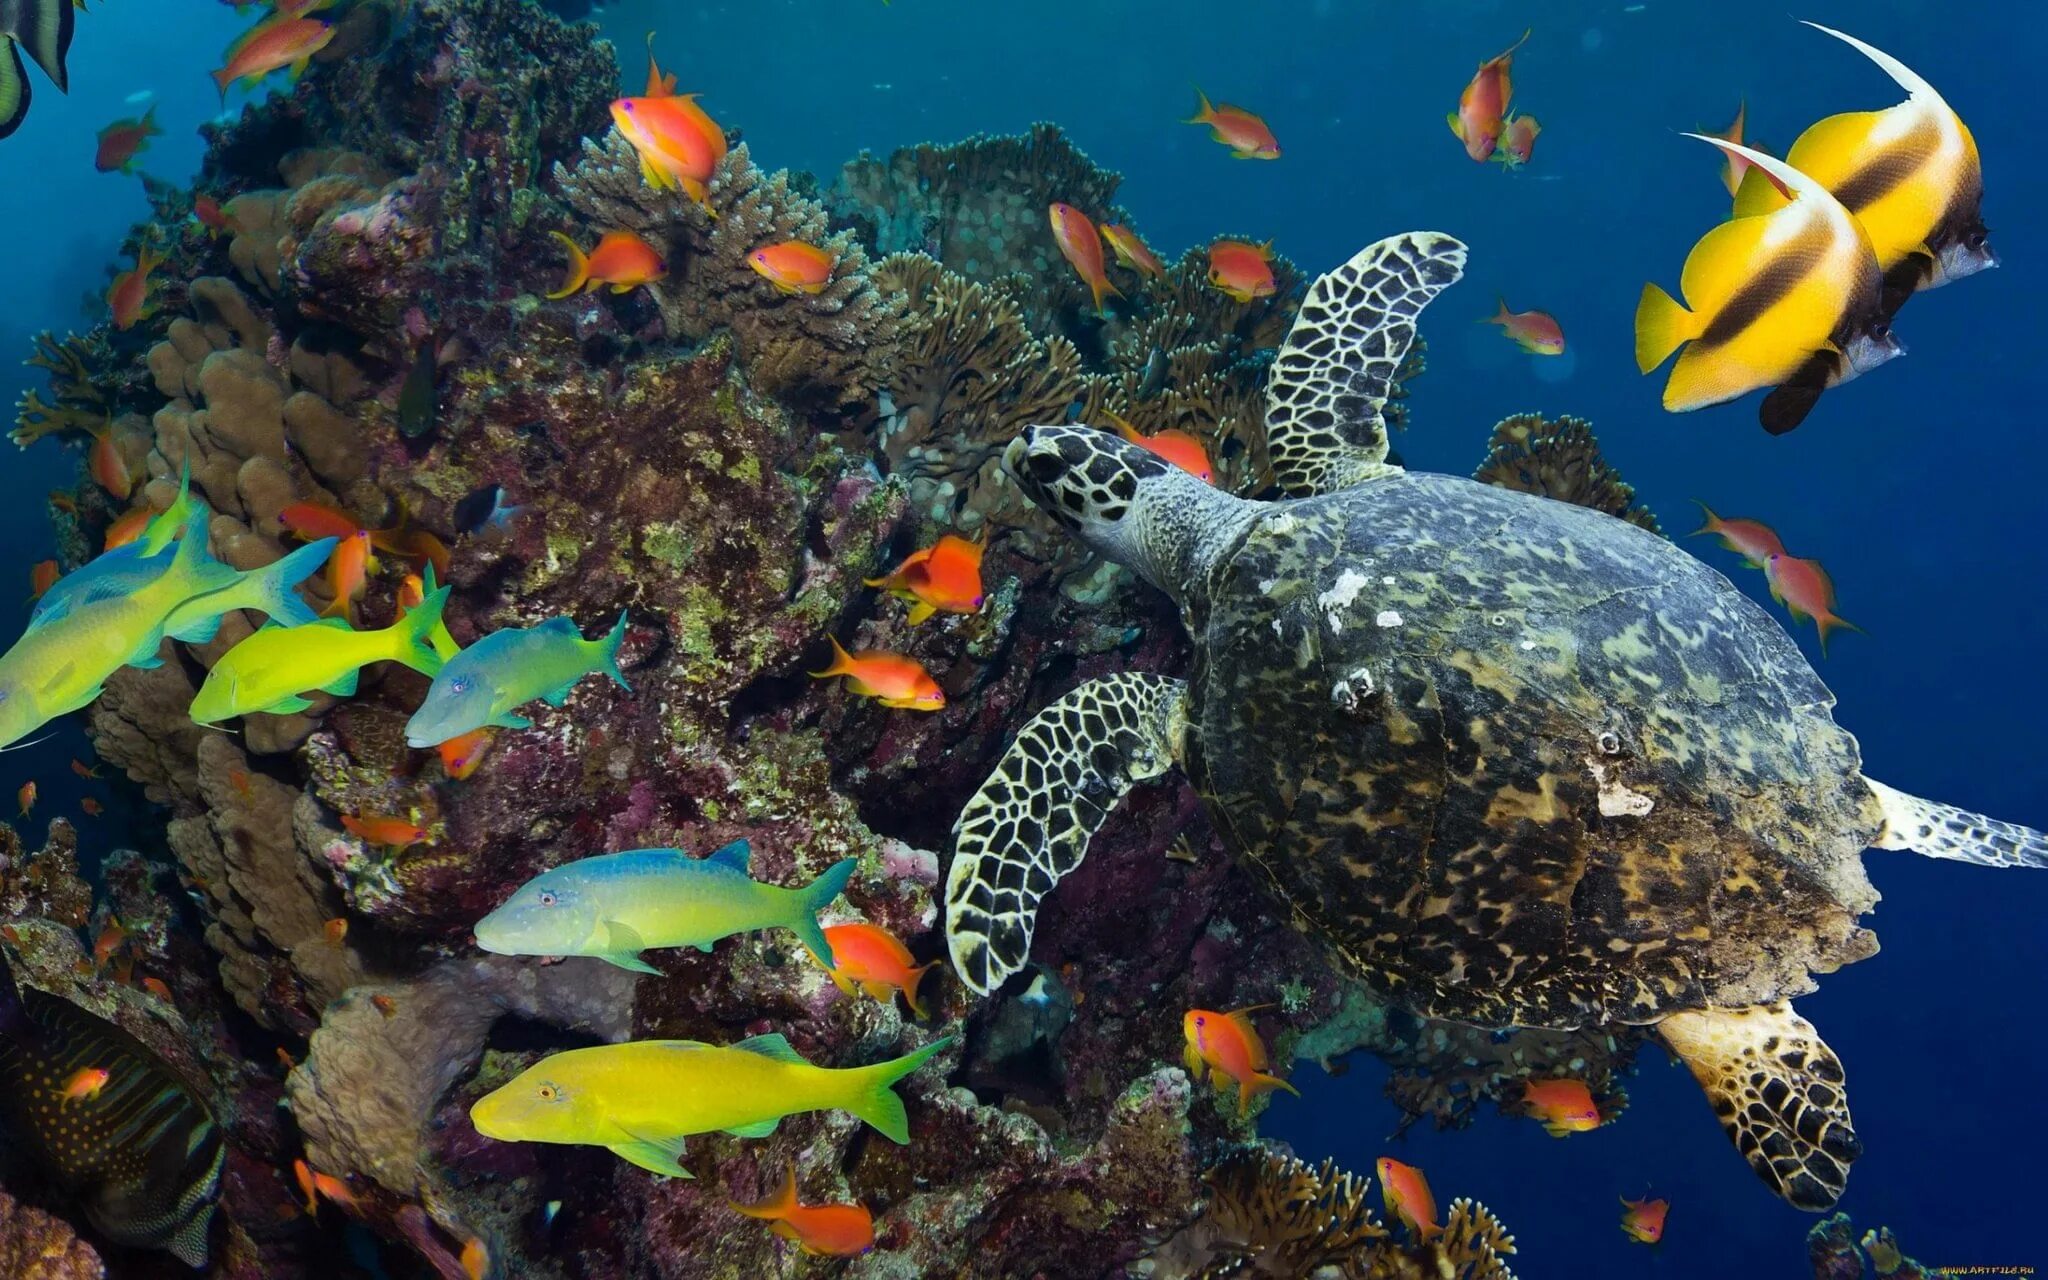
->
[0,1186,104,1280]
[1472,413,1662,534]
[1808,1214,1935,1280]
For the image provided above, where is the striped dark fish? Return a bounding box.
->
[0,953,222,1268]
[0,0,75,139]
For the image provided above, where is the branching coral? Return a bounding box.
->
[1807,1214,1935,1280]
[1141,1146,1518,1280]
[1473,413,1661,534]
[11,332,113,447]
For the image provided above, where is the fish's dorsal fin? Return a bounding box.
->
[705,839,750,872]
[1801,21,1947,110]
[535,616,582,638]
[732,1032,804,1063]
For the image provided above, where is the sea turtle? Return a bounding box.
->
[943,232,2048,1211]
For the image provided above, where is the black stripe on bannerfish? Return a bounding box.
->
[1695,228,1832,350]
[0,953,222,1268]
[1832,115,1943,214]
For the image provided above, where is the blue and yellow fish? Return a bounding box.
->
[405,611,630,747]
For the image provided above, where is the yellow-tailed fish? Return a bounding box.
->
[1636,135,1897,432]
[473,838,855,975]
[469,1032,952,1177]
[405,612,630,747]
[187,585,449,723]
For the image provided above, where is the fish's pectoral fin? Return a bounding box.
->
[722,1118,779,1139]
[266,695,315,714]
[492,712,533,730]
[607,1131,692,1179]
[603,919,647,953]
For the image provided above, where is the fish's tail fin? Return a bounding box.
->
[901,961,936,1020]
[790,857,856,971]
[1689,500,1722,538]
[1483,295,1511,326]
[729,1165,797,1221]
[1184,85,1214,125]
[389,585,451,677]
[246,536,336,629]
[547,231,590,299]
[1236,1072,1301,1116]
[597,610,630,690]
[808,636,855,679]
[841,1034,953,1144]
[1814,611,1862,656]
[1088,274,1119,318]
[1633,283,1698,373]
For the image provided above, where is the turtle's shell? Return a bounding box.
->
[1182,472,1883,1029]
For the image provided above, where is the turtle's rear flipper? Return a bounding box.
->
[1659,1002,1860,1211]
[1868,778,2048,868]
[945,674,1187,996]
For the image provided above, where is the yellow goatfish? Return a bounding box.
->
[470,1033,953,1178]
[1636,135,1897,433]
[0,507,217,748]
[1733,24,1992,310]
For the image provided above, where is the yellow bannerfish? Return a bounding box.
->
[470,1033,952,1177]
[1636,135,1897,433]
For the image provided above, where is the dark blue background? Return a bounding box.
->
[3,1,2040,1274]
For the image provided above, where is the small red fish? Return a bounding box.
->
[61,1067,111,1104]
[48,490,78,515]
[341,814,426,850]
[227,768,254,798]
[1206,240,1275,303]
[103,508,151,551]
[321,530,377,623]
[323,917,348,947]
[1110,413,1214,484]
[863,534,986,625]
[1184,87,1281,159]
[70,758,101,780]
[108,247,164,330]
[1377,1157,1441,1241]
[16,781,35,819]
[310,1172,357,1211]
[1492,114,1541,167]
[0,925,19,946]
[278,501,365,542]
[28,560,58,601]
[213,16,337,101]
[1049,202,1121,317]
[371,994,397,1019]
[1099,224,1165,279]
[1705,103,1759,198]
[1765,553,1860,654]
[1521,1077,1601,1136]
[1691,502,1785,569]
[276,1046,296,1071]
[95,105,161,174]
[809,922,938,1019]
[142,977,173,1002]
[1449,29,1531,162]
[193,193,236,234]
[1183,1006,1298,1115]
[80,798,104,818]
[547,229,667,298]
[438,728,493,780]
[747,241,835,295]
[1620,1196,1669,1245]
[610,77,727,212]
[460,1238,489,1280]
[729,1166,875,1258]
[1484,298,1564,355]
[809,638,945,710]
[293,1159,318,1215]
[92,918,126,969]
[89,426,133,498]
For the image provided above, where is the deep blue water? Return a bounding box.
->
[2,1,2042,1275]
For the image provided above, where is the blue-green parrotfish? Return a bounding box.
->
[187,586,450,723]
[473,839,855,974]
[404,611,629,747]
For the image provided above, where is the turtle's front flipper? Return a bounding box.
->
[1658,1002,1860,1211]
[1866,778,2048,868]
[946,674,1187,995]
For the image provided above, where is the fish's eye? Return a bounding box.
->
[1194,1015,1206,1026]
[447,676,471,695]
[537,891,557,907]
[535,1082,559,1101]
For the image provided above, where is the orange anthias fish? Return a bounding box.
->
[321,530,378,623]
[1109,413,1214,485]
[28,560,58,601]
[809,638,946,711]
[1448,28,1531,162]
[61,1067,111,1104]
[103,507,150,551]
[323,918,347,947]
[460,1238,489,1280]
[1206,239,1275,303]
[1620,1196,1669,1245]
[193,193,236,234]
[1691,502,1785,568]
[1522,1077,1601,1136]
[1765,553,1860,654]
[212,16,336,101]
[610,77,727,213]
[809,922,937,1019]
[310,1171,357,1211]
[292,1159,318,1215]
[439,728,493,780]
[1484,298,1564,355]
[16,781,35,818]
[748,241,836,295]
[92,919,125,969]
[1184,87,1281,159]
[80,798,104,818]
[141,977,173,1002]
[1099,224,1164,279]
[1182,1006,1298,1115]
[729,1166,875,1258]
[69,758,101,780]
[1049,202,1121,317]
[863,534,986,625]
[279,501,366,542]
[95,105,160,174]
[1705,102,1759,197]
[370,994,398,1018]
[88,425,133,499]
[341,814,427,850]
[547,229,667,298]
[1492,113,1541,167]
[108,247,163,331]
[1377,1157,1441,1241]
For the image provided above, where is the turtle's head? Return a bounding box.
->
[1004,424,1254,605]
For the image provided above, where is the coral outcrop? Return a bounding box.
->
[1808,1214,1935,1279]
[1473,413,1662,535]
[0,1186,104,1280]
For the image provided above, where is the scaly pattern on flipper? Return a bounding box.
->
[1265,232,1467,497]
[1658,1002,1860,1211]
[945,673,1187,994]
[1867,778,2048,869]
